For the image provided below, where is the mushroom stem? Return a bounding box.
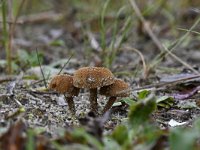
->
[102,96,116,114]
[89,88,98,114]
[64,95,76,115]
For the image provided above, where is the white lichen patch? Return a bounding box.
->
[86,76,96,83]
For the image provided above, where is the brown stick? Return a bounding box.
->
[18,11,64,23]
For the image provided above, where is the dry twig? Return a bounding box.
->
[118,73,200,95]
[18,11,64,23]
[121,46,148,78]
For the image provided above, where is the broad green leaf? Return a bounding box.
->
[111,125,128,145]
[156,96,174,108]
[170,128,197,150]
[103,137,121,150]
[120,98,136,106]
[177,101,198,109]
[17,49,44,67]
[156,96,173,103]
[138,90,150,100]
[128,98,156,128]
[67,128,103,150]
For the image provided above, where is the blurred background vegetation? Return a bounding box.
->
[0,0,199,74]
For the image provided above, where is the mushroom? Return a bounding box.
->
[73,67,115,114]
[100,79,130,114]
[49,74,79,115]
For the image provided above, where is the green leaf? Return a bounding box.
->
[156,96,173,103]
[67,128,103,150]
[177,101,198,109]
[50,39,65,46]
[120,98,136,106]
[103,137,121,150]
[170,118,200,150]
[18,49,29,62]
[128,97,156,128]
[111,125,128,145]
[169,128,197,150]
[137,90,150,100]
[17,49,43,67]
[156,96,174,108]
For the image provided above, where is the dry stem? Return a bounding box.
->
[129,0,200,74]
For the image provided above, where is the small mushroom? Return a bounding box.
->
[73,67,115,114]
[49,74,79,115]
[100,79,130,114]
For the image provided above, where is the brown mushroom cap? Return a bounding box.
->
[73,67,115,89]
[49,74,79,96]
[100,79,130,97]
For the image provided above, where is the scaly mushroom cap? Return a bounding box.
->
[49,74,79,96]
[100,79,130,97]
[73,67,115,89]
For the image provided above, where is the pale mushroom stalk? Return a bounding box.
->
[102,96,116,114]
[64,94,76,115]
[89,88,98,114]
